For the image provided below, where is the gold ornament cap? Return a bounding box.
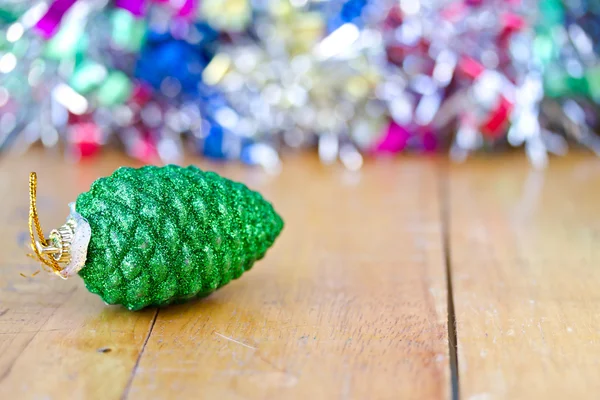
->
[29,173,91,279]
[35,218,77,265]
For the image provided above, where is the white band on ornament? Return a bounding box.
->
[60,203,91,278]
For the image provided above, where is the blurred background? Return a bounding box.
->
[1,0,600,172]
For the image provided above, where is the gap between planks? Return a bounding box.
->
[121,308,159,400]
[439,161,460,400]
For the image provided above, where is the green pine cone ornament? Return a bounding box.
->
[30,165,284,310]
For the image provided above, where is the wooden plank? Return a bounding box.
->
[125,156,450,399]
[0,151,156,399]
[448,155,600,399]
[0,151,449,399]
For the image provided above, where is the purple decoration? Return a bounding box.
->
[115,0,146,17]
[34,0,78,39]
[178,0,197,18]
[420,130,438,153]
[374,121,411,154]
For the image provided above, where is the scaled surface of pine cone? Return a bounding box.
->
[75,165,284,310]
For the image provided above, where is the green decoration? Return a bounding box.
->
[585,66,600,103]
[28,166,284,311]
[45,20,87,60]
[70,61,108,94]
[96,71,132,106]
[111,9,146,52]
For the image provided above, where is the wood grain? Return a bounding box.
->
[0,151,449,399]
[0,152,157,399]
[448,155,600,399]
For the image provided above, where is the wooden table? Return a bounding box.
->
[0,150,599,400]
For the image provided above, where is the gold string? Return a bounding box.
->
[28,172,62,274]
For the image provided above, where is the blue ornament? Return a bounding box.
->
[202,121,226,159]
[327,0,369,32]
[240,142,261,165]
[199,118,243,160]
[135,23,219,96]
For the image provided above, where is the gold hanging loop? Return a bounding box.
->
[28,172,63,275]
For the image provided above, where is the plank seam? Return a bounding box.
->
[439,163,460,400]
[121,308,159,400]
[0,333,35,384]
